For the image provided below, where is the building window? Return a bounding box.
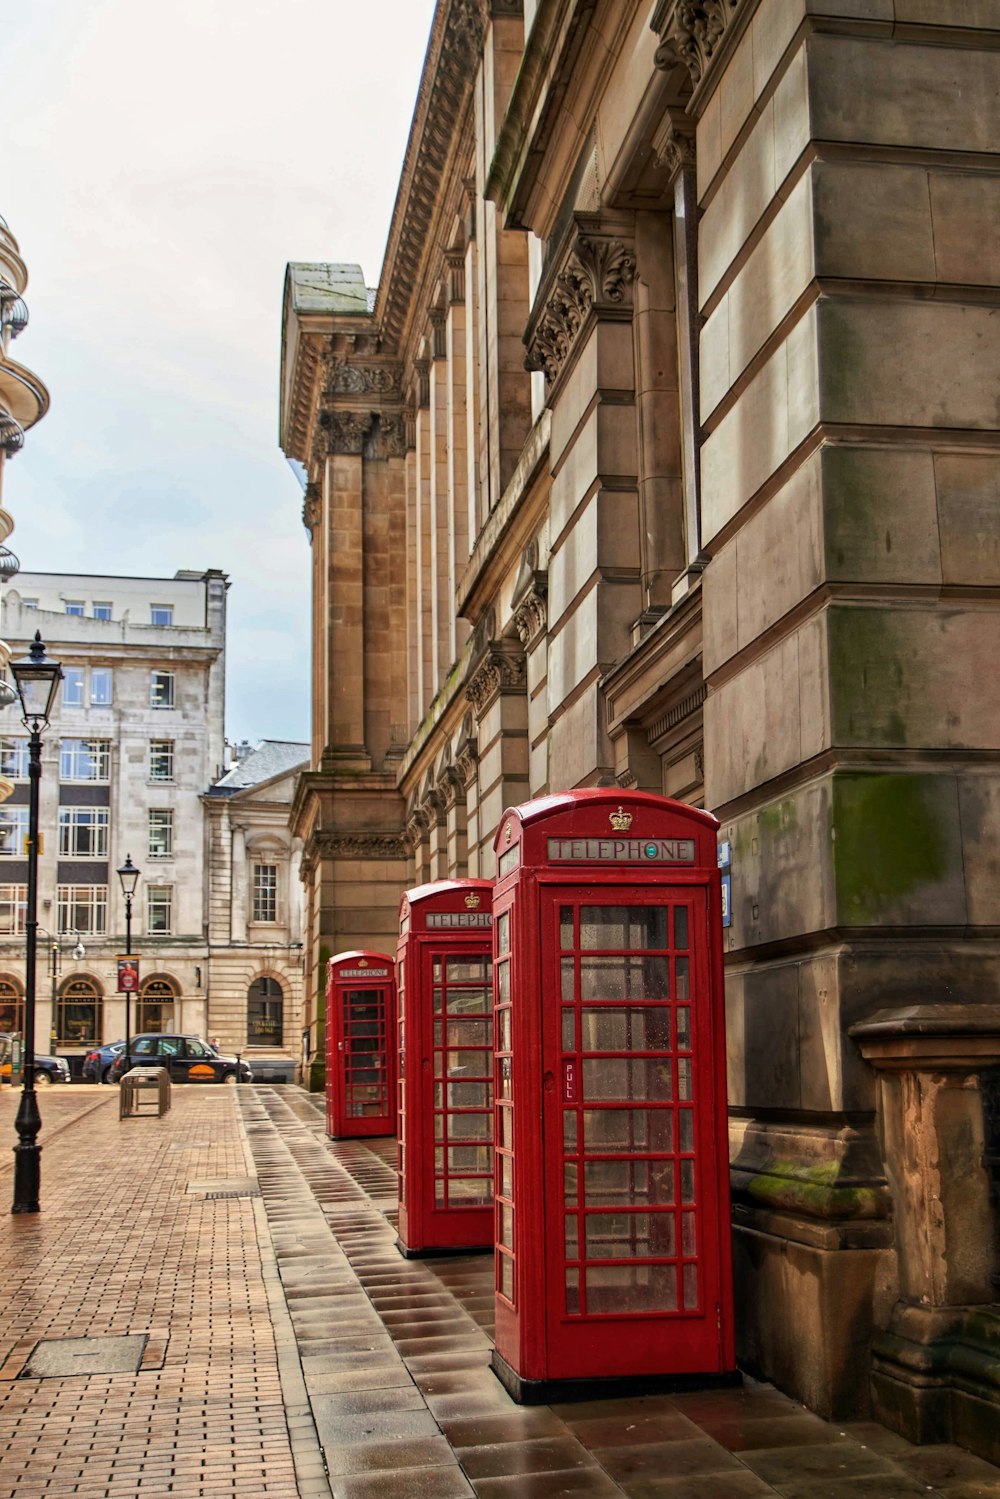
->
[137,976,177,1034]
[252,863,278,923]
[150,671,174,709]
[92,602,112,621]
[0,806,29,858]
[146,886,173,935]
[0,887,26,936]
[247,977,283,1047]
[0,977,23,1034]
[21,599,37,610]
[64,601,85,617]
[60,739,111,782]
[56,977,101,1047]
[150,605,174,626]
[149,741,174,782]
[148,809,173,859]
[0,738,29,780]
[89,668,113,706]
[62,667,85,707]
[57,885,107,937]
[58,807,109,859]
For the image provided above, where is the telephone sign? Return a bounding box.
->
[325,951,396,1139]
[395,879,495,1257]
[490,789,736,1402]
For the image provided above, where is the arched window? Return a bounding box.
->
[0,976,23,1034]
[57,978,102,1047]
[247,977,283,1048]
[137,976,178,1034]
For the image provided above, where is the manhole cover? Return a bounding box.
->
[21,1335,147,1378]
[186,1177,259,1197]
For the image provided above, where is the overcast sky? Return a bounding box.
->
[2,0,436,746]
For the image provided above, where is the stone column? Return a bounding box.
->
[455,718,480,877]
[650,0,1000,1417]
[414,361,433,719]
[446,249,472,664]
[510,547,549,797]
[466,632,528,876]
[441,766,469,878]
[403,407,420,734]
[425,788,448,883]
[852,1005,1000,1461]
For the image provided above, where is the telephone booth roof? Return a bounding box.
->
[493,788,720,869]
[327,950,394,977]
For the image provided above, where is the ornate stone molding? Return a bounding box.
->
[466,641,527,717]
[324,357,401,397]
[439,765,466,811]
[652,107,696,180]
[319,409,371,455]
[316,832,409,861]
[524,226,636,386]
[651,0,741,87]
[414,359,430,410]
[403,407,416,450]
[405,809,429,851]
[429,307,447,360]
[302,482,321,535]
[445,249,466,305]
[512,588,547,649]
[370,414,407,460]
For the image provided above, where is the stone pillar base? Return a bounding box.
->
[304,1058,326,1093]
[871,1305,1000,1464]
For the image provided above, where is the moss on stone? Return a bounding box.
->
[832,773,949,924]
[747,1157,882,1219]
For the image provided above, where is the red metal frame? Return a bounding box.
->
[325,951,396,1139]
[395,879,495,1256]
[490,789,735,1396]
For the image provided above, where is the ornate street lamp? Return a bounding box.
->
[117,854,140,1066]
[9,632,62,1214]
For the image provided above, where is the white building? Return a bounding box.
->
[0,570,228,1065]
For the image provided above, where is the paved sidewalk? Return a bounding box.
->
[0,1082,997,1499]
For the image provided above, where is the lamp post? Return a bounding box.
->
[117,855,140,1065]
[10,631,62,1214]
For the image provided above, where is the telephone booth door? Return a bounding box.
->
[325,952,396,1139]
[395,879,494,1257]
[490,790,736,1402]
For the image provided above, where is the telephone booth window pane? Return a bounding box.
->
[580,957,669,1001]
[447,986,490,1014]
[582,1058,673,1103]
[433,959,442,981]
[499,1107,513,1150]
[580,907,667,951]
[433,951,493,1211]
[586,1264,677,1315]
[682,1211,697,1255]
[565,1268,580,1314]
[683,1265,700,1309]
[560,958,574,1000]
[676,1007,691,1049]
[584,1159,674,1208]
[433,987,444,1013]
[674,907,689,950]
[565,1215,579,1257]
[497,912,510,955]
[500,1253,514,1301]
[580,1009,671,1052]
[499,1202,514,1247]
[448,957,488,982]
[564,1161,578,1203]
[585,1212,653,1259]
[675,957,690,999]
[501,1154,512,1198]
[562,1112,577,1151]
[681,1160,695,1203]
[498,965,510,1003]
[561,1009,574,1049]
[678,1059,693,1100]
[560,907,574,948]
[498,1008,511,1051]
[679,1110,693,1152]
[582,1108,673,1152]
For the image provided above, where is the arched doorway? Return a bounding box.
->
[137,976,178,1034]
[0,976,23,1034]
[57,977,102,1048]
[247,976,284,1048]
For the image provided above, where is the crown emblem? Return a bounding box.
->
[357,957,368,968]
[609,805,633,832]
[464,892,481,909]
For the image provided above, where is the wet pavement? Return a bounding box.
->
[0,1080,998,1498]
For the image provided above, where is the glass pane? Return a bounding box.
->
[676,1007,690,1049]
[681,1160,695,1203]
[451,1111,492,1142]
[497,1008,511,1051]
[560,958,574,1001]
[497,912,509,955]
[564,1161,578,1204]
[446,1048,490,1077]
[565,1268,580,1315]
[447,1080,490,1109]
[561,1009,574,1050]
[500,1154,512,1198]
[585,1212,657,1259]
[565,1214,578,1258]
[448,956,489,982]
[675,957,690,1000]
[499,1202,513,1248]
[586,1263,677,1315]
[678,1059,692,1101]
[683,1264,699,1310]
[582,1109,674,1153]
[580,1008,671,1052]
[674,907,689,950]
[498,1106,513,1150]
[448,1144,490,1173]
[580,907,668,951]
[560,906,574,949]
[498,964,509,1003]
[580,957,669,1002]
[449,1177,491,1205]
[679,1110,694,1152]
[583,1158,674,1210]
[433,986,444,1013]
[500,1253,514,1302]
[581,1058,673,1103]
[497,1058,511,1100]
[562,1111,577,1152]
[682,1211,697,1256]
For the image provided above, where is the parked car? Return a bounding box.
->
[0,1035,70,1084]
[109,1034,253,1085]
[82,1040,125,1084]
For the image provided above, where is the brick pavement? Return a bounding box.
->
[0,1082,998,1499]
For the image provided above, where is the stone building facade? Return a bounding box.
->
[279,0,1000,1444]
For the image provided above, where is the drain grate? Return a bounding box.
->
[202,1188,261,1199]
[20,1335,147,1378]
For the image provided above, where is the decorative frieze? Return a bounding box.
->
[651,0,741,86]
[524,227,636,386]
[323,357,402,397]
[316,832,409,861]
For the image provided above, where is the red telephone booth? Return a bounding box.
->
[396,879,494,1257]
[325,951,396,1139]
[490,789,736,1402]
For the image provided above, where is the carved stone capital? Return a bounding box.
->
[429,307,447,360]
[402,407,416,450]
[302,482,322,535]
[323,357,402,397]
[652,107,696,180]
[512,588,547,649]
[373,414,407,459]
[651,0,741,86]
[466,640,527,717]
[319,409,371,455]
[439,765,466,811]
[405,809,429,851]
[524,224,636,386]
[414,359,430,410]
[445,248,466,304]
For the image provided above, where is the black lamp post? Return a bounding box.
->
[117,854,140,1064]
[10,631,62,1214]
